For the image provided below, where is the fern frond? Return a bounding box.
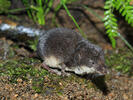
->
[114,0,133,26]
[104,0,118,48]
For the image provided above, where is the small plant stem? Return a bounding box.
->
[82,5,103,21]
[61,0,87,39]
[117,33,133,52]
[7,7,30,13]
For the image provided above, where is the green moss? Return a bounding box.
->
[28,37,38,51]
[106,48,133,76]
[2,46,132,95]
[0,43,108,94]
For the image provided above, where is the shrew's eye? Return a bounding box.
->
[92,62,95,64]
[89,59,95,65]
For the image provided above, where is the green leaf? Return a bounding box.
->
[111,37,116,48]
[104,10,111,15]
[111,17,117,22]
[115,2,122,10]
[128,18,132,24]
[119,7,124,13]
[112,21,118,26]
[103,15,110,21]
[106,29,112,33]
[125,14,130,20]
[104,21,110,26]
[122,10,127,16]
[116,65,122,70]
[104,5,111,9]
[126,6,133,10]
[105,1,112,5]
[105,25,111,29]
[112,26,118,30]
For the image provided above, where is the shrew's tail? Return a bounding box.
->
[0,19,45,37]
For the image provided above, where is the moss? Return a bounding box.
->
[1,42,122,94]
[0,58,41,82]
[106,48,133,76]
[1,46,132,95]
[28,37,39,51]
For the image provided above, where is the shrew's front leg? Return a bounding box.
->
[42,62,61,75]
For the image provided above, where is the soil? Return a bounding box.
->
[0,0,133,100]
[0,73,133,100]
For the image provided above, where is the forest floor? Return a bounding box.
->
[0,38,133,100]
[0,0,133,99]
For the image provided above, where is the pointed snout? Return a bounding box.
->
[102,66,110,74]
[96,65,110,75]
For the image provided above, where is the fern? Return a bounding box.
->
[115,0,133,26]
[104,0,118,48]
[104,0,133,49]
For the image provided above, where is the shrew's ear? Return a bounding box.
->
[75,40,87,52]
[90,46,103,57]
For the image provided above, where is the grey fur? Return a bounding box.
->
[37,28,108,75]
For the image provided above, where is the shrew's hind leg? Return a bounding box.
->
[42,62,61,75]
[60,63,71,76]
